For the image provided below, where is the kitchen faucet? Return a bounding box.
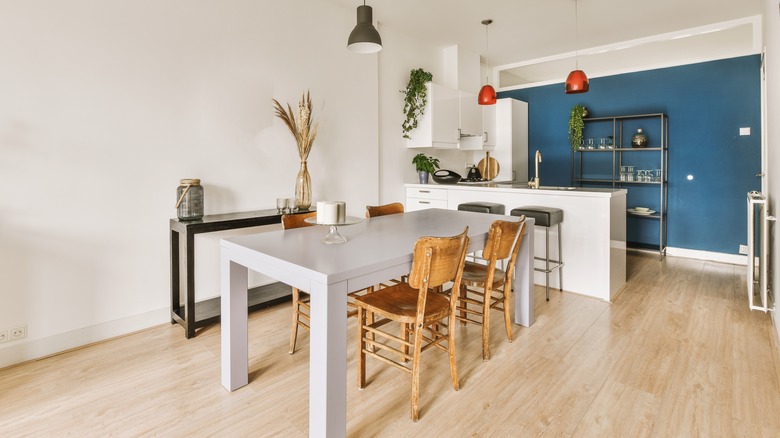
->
[529,150,542,188]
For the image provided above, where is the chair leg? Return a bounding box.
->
[502,283,513,343]
[358,307,367,389]
[402,323,410,363]
[448,315,460,391]
[410,323,425,422]
[289,287,300,354]
[481,286,491,361]
[458,285,467,326]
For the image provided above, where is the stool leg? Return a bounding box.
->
[558,222,563,293]
[545,226,550,301]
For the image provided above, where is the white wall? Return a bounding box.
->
[377,29,479,204]
[763,0,780,342]
[0,0,379,366]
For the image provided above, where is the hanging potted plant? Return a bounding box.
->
[568,104,588,150]
[412,153,440,184]
[401,68,433,139]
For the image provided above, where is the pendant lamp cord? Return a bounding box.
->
[574,0,580,70]
[483,19,492,85]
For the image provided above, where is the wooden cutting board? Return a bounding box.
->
[477,153,500,180]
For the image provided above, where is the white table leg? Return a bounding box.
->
[308,279,348,438]
[221,253,249,391]
[514,217,535,327]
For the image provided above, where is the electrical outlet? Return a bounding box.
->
[0,330,8,344]
[10,325,26,341]
[739,245,749,255]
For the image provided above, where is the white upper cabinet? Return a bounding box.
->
[406,83,460,149]
[406,46,504,150]
[455,91,485,150]
[481,104,497,149]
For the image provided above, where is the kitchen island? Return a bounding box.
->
[406,182,627,301]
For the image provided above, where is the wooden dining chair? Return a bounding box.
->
[281,211,317,354]
[366,202,408,287]
[354,227,469,422]
[282,211,372,354]
[365,202,405,218]
[456,218,526,361]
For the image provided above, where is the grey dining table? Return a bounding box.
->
[220,208,535,437]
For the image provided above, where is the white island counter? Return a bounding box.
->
[405,183,627,301]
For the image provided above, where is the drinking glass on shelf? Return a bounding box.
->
[598,138,606,149]
[286,198,296,213]
[655,169,662,182]
[607,136,614,149]
[627,166,635,181]
[276,198,286,214]
[587,138,595,149]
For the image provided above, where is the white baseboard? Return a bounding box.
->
[641,246,748,265]
[0,307,169,370]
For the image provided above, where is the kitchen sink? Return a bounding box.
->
[539,186,577,191]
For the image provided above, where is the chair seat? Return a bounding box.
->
[458,202,505,215]
[354,283,450,324]
[461,261,506,288]
[510,206,563,227]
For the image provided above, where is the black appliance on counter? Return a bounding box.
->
[460,165,487,183]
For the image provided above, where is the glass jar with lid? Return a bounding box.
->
[176,179,204,220]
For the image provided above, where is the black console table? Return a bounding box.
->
[170,209,311,338]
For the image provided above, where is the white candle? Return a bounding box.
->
[316,201,339,224]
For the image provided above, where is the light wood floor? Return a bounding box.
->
[2,252,779,437]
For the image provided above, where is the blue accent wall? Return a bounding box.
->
[500,55,762,254]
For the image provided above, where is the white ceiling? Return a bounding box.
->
[331,0,763,87]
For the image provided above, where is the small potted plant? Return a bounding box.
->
[568,104,588,150]
[401,68,433,139]
[412,153,440,184]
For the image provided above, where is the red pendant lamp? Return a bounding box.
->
[478,19,497,105]
[565,0,589,94]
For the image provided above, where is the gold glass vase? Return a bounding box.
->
[295,161,312,210]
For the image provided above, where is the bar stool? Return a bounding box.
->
[510,206,563,301]
[457,202,505,215]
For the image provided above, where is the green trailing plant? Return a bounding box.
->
[568,104,587,150]
[401,68,434,139]
[412,153,440,174]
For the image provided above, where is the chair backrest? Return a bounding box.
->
[483,219,524,261]
[366,202,405,218]
[281,211,317,230]
[485,217,526,283]
[408,227,469,291]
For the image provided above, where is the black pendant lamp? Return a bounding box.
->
[478,19,497,105]
[565,0,589,94]
[347,1,382,53]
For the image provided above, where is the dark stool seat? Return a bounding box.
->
[458,202,505,215]
[510,206,564,301]
[510,206,562,227]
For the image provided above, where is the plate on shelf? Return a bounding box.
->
[627,208,656,215]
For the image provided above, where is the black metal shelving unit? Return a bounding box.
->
[571,113,668,259]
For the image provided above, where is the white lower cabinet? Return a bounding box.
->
[405,187,448,211]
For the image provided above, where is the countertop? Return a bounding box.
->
[406,182,627,198]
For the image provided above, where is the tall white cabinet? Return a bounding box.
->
[491,98,528,182]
